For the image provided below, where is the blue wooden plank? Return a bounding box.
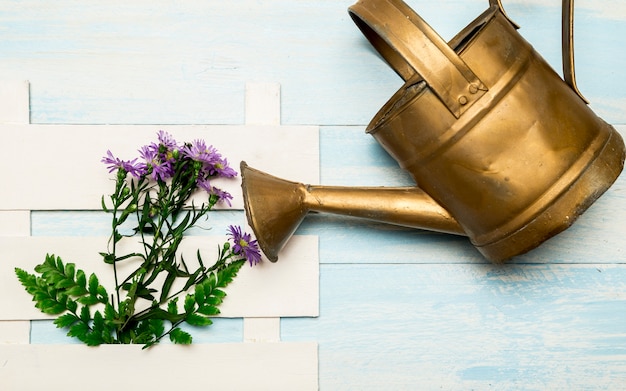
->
[0,1,623,125]
[30,318,244,344]
[282,263,626,390]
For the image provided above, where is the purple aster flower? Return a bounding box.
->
[182,139,238,179]
[138,145,174,181]
[210,157,238,178]
[197,177,233,206]
[156,130,178,151]
[227,225,262,266]
[101,150,142,178]
[183,139,220,165]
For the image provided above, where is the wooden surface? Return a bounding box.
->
[1,1,625,389]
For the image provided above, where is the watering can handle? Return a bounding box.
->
[348,0,587,107]
[349,0,489,118]
[562,0,588,103]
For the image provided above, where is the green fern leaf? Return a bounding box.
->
[215,260,245,288]
[88,273,99,295]
[183,294,196,313]
[186,313,213,327]
[167,297,179,315]
[197,304,220,316]
[169,328,192,345]
[54,313,79,328]
[67,322,90,340]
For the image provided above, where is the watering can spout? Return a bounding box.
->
[240,161,464,262]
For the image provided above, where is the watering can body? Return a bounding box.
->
[348,0,624,262]
[240,0,625,263]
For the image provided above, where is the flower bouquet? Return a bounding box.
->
[15,131,261,348]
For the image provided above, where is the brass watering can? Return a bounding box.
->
[241,0,625,263]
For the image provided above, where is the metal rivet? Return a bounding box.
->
[469,84,479,94]
[458,95,468,105]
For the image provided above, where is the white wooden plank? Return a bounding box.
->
[0,342,318,391]
[0,211,30,236]
[246,82,281,125]
[0,235,319,320]
[0,80,29,124]
[244,318,281,343]
[0,124,319,210]
[0,322,30,344]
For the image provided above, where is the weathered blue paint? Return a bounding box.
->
[5,0,626,389]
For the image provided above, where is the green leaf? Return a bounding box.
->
[169,328,192,345]
[83,332,104,347]
[39,298,66,315]
[185,313,213,327]
[182,269,202,291]
[133,283,156,301]
[15,267,36,289]
[66,298,78,313]
[159,271,177,302]
[196,305,220,316]
[101,195,110,212]
[104,303,117,321]
[75,269,87,288]
[54,278,75,290]
[100,252,116,264]
[167,298,179,315]
[67,322,90,340]
[203,296,223,306]
[55,257,64,273]
[64,263,75,280]
[79,305,91,323]
[65,285,88,297]
[54,313,79,328]
[148,318,165,337]
[183,294,196,313]
[216,260,245,288]
[42,270,64,285]
[88,273,99,295]
[77,296,99,306]
[92,310,104,330]
[194,283,206,305]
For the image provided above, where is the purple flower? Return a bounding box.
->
[138,145,174,181]
[211,157,237,178]
[197,177,233,206]
[227,225,262,266]
[156,130,178,151]
[183,139,219,166]
[101,150,142,177]
[182,139,237,179]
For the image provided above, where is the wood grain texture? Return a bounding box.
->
[1,0,625,389]
[0,1,623,125]
[282,263,626,390]
[0,123,319,210]
[0,235,319,320]
[0,343,318,391]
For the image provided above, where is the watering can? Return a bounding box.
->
[241,0,625,263]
